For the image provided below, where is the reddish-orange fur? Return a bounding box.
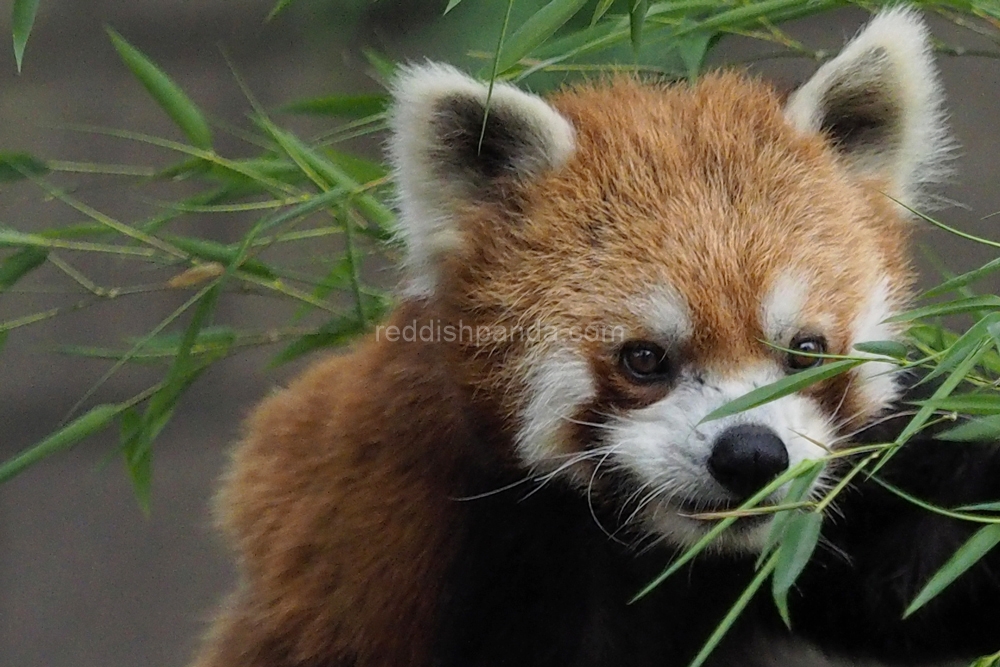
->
[191,73,915,667]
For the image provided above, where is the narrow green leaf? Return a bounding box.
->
[853,340,909,359]
[702,359,861,423]
[957,502,1000,513]
[629,0,648,51]
[922,313,1000,384]
[938,414,1000,442]
[362,49,397,85]
[444,0,465,13]
[161,234,276,279]
[267,0,296,21]
[0,247,47,290]
[496,0,591,73]
[281,95,388,119]
[106,28,213,149]
[771,512,823,628]
[0,152,49,182]
[969,651,1000,667]
[12,0,41,72]
[0,404,122,483]
[911,394,1000,417]
[675,31,714,81]
[271,316,366,366]
[904,524,1000,618]
[591,0,616,25]
[758,462,825,565]
[120,407,152,515]
[921,256,1000,300]
[688,552,779,667]
[886,296,1000,323]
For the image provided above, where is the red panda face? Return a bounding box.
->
[389,8,947,551]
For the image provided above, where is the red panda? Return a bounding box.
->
[190,8,1000,667]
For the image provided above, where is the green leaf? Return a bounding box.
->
[12,0,41,72]
[271,316,367,367]
[911,394,1000,417]
[853,340,909,359]
[591,0,616,25]
[771,511,823,628]
[0,152,49,182]
[758,462,825,565]
[969,652,1000,667]
[702,358,861,423]
[162,234,276,279]
[119,407,152,515]
[886,296,1000,323]
[0,404,122,483]
[496,0,591,73]
[0,247,47,291]
[922,313,1000,384]
[267,0,296,21]
[444,0,465,13]
[688,552,779,667]
[362,49,397,85]
[957,501,1000,513]
[629,0,648,51]
[675,31,714,81]
[938,414,1000,442]
[921,256,1000,300]
[281,94,388,119]
[904,524,1000,618]
[106,28,213,149]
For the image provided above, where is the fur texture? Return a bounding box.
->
[190,9,997,667]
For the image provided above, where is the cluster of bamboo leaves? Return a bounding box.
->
[3,0,1000,665]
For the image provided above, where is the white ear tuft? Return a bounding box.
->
[785,7,951,208]
[387,63,576,297]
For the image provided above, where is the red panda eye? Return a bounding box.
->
[620,341,671,382]
[786,335,827,371]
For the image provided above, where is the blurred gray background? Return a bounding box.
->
[0,3,997,666]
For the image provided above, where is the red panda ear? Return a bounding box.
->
[388,63,575,297]
[785,7,951,210]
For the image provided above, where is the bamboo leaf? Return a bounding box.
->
[886,296,1000,323]
[0,247,47,290]
[0,404,122,483]
[591,0,616,25]
[282,94,388,118]
[758,462,825,565]
[904,524,1000,618]
[629,0,648,51]
[702,359,861,423]
[0,153,49,182]
[771,511,823,628]
[937,414,1000,442]
[921,256,1000,299]
[911,394,1000,417]
[496,0,591,73]
[12,0,41,72]
[853,340,909,359]
[107,28,213,149]
[271,315,367,366]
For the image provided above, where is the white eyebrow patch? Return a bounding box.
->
[761,271,809,344]
[851,277,903,412]
[630,285,692,341]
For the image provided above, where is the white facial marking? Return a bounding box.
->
[851,277,902,414]
[517,347,594,467]
[608,364,833,551]
[631,286,692,341]
[761,271,809,345]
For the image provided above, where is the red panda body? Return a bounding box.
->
[191,9,1000,667]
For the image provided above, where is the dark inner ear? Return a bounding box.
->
[430,95,538,192]
[818,48,901,157]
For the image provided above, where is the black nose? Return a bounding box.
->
[708,424,789,499]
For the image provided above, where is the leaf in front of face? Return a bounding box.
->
[701,358,862,423]
[853,340,909,359]
[758,461,825,565]
[910,393,1000,416]
[771,511,823,628]
[937,414,1000,442]
[904,524,1000,618]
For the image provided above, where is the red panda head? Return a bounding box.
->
[388,8,949,551]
